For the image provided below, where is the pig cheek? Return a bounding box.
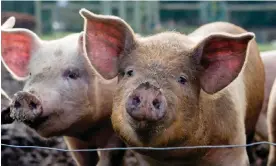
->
[154,89,198,145]
[36,115,62,137]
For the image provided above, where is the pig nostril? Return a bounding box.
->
[14,101,21,109]
[152,99,161,110]
[29,101,37,110]
[132,96,141,107]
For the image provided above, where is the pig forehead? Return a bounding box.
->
[134,33,195,59]
[125,50,195,76]
[126,35,195,70]
[29,41,83,72]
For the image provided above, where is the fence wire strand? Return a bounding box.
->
[1,141,276,152]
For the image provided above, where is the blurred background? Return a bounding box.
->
[2,1,276,51]
[1,1,276,166]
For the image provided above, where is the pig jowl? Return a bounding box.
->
[80,8,264,166]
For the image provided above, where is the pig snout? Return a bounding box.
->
[126,82,167,121]
[10,91,43,122]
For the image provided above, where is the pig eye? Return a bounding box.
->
[126,69,134,77]
[177,76,187,85]
[119,68,134,78]
[63,68,80,80]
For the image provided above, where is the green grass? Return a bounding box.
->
[258,44,276,52]
[41,32,276,52]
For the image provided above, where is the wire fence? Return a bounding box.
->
[1,141,275,152]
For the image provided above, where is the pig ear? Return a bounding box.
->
[1,16,16,29]
[192,32,255,94]
[79,8,135,80]
[1,28,41,81]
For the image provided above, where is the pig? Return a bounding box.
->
[79,8,265,165]
[268,78,276,166]
[1,21,125,165]
[256,50,276,141]
[1,76,76,166]
[252,50,276,166]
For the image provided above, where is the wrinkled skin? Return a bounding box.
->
[80,9,264,166]
[1,26,125,165]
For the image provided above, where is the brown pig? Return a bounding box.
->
[1,20,125,165]
[80,8,265,166]
[252,50,276,166]
[268,78,276,166]
[256,50,276,141]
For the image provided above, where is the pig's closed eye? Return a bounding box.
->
[63,68,80,80]
[177,76,187,85]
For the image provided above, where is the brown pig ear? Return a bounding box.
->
[192,32,255,94]
[1,28,41,81]
[79,8,135,80]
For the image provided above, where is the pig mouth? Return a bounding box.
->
[128,117,166,133]
[24,116,50,129]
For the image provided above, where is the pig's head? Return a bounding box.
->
[1,27,115,138]
[80,9,254,147]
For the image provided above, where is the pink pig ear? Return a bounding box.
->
[79,8,135,80]
[1,28,41,81]
[192,32,255,94]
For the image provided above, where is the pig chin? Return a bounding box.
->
[126,111,167,131]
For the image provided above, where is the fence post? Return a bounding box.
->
[34,0,42,35]
[102,1,112,15]
[145,1,152,34]
[119,1,126,19]
[153,1,160,33]
[134,1,141,34]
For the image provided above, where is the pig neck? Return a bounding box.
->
[77,119,115,147]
